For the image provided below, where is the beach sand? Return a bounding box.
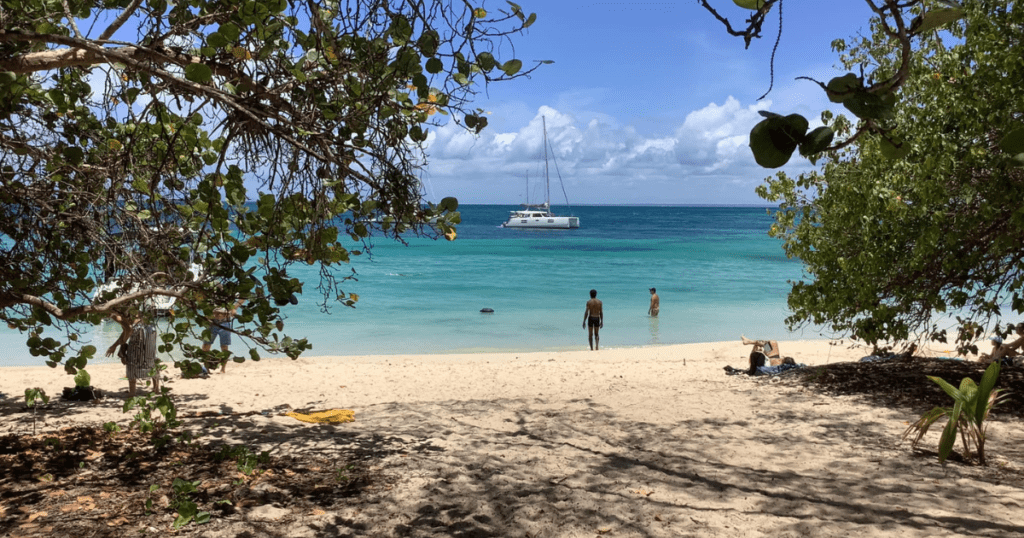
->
[3,339,1024,537]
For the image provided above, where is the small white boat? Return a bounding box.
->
[502,117,580,229]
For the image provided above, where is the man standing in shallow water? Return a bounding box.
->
[648,287,659,317]
[583,289,603,350]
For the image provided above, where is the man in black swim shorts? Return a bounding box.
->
[583,289,604,350]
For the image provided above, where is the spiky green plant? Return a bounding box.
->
[903,361,1008,465]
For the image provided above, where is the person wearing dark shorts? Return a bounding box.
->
[583,289,604,350]
[202,298,244,373]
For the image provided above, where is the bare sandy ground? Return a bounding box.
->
[3,339,1024,537]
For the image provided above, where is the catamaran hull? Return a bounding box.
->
[502,216,580,229]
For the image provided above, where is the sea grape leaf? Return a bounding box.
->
[879,136,911,160]
[476,52,496,72]
[799,126,834,157]
[732,0,767,9]
[501,59,523,76]
[439,197,459,212]
[911,8,966,35]
[826,73,860,103]
[750,114,808,168]
[219,22,241,41]
[207,32,228,48]
[184,63,213,84]
[842,90,896,121]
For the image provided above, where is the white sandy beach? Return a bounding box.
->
[2,339,1024,537]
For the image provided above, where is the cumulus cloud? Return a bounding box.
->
[422,97,823,205]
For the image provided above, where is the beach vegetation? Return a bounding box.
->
[122,386,180,441]
[73,368,90,388]
[215,444,271,476]
[903,361,1008,465]
[168,478,211,528]
[754,1,1024,354]
[0,0,542,374]
[23,386,48,434]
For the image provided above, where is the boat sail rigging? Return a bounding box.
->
[501,116,580,229]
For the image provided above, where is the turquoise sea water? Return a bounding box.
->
[1,205,825,366]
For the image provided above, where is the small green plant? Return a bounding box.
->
[24,388,49,435]
[103,421,121,434]
[335,464,354,482]
[144,484,160,515]
[123,386,180,436]
[215,445,270,476]
[903,361,1008,465]
[170,478,210,528]
[74,369,91,388]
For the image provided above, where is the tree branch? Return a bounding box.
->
[98,0,145,41]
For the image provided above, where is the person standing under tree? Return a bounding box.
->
[583,289,603,351]
[202,297,245,373]
[648,287,660,317]
[109,313,160,397]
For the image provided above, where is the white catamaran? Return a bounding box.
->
[502,117,580,229]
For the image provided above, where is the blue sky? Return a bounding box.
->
[420,0,877,205]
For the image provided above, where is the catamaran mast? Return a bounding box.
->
[543,116,550,210]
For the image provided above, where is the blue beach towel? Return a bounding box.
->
[753,363,805,376]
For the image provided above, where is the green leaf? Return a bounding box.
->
[524,13,537,28]
[974,361,1001,425]
[418,30,440,56]
[929,375,969,406]
[842,90,896,121]
[879,136,911,160]
[426,58,443,74]
[453,73,469,85]
[732,0,767,9]
[389,15,413,45]
[937,399,962,464]
[63,146,84,165]
[219,23,241,42]
[501,59,523,76]
[749,114,808,168]
[476,52,496,72]
[799,126,834,157]
[173,514,193,529]
[207,32,228,49]
[825,73,860,103]
[184,63,213,84]
[912,8,966,35]
[439,197,459,212]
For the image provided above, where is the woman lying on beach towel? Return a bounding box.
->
[723,351,801,376]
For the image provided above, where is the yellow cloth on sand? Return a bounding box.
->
[285,409,355,424]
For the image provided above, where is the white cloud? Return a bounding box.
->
[422,97,823,205]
